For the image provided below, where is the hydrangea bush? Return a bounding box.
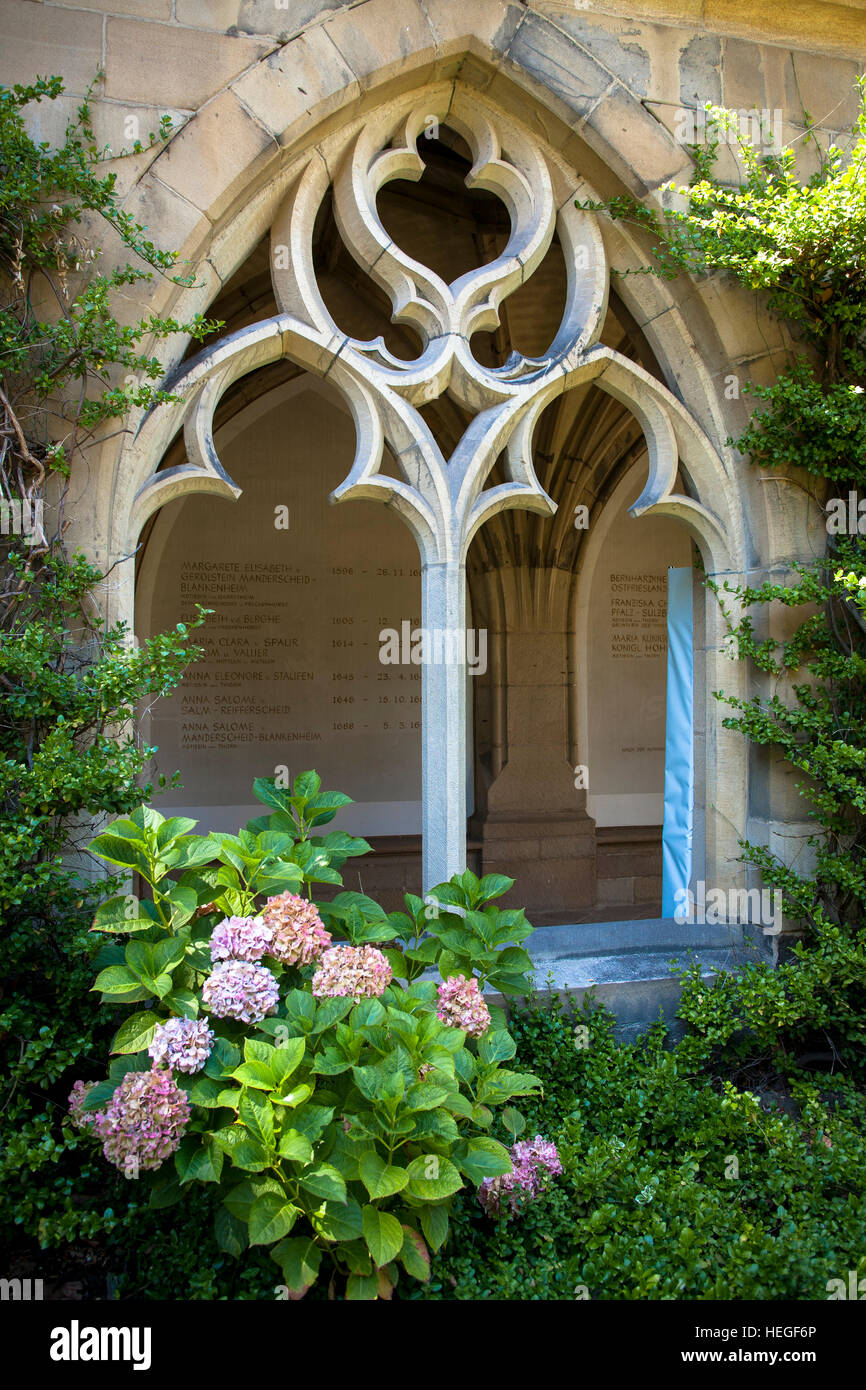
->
[74,772,542,1300]
[477,1135,563,1219]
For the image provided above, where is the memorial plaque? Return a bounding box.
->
[136,381,423,834]
[585,480,691,826]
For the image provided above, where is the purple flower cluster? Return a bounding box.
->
[203,959,280,1023]
[261,892,332,966]
[82,1069,191,1180]
[478,1135,563,1218]
[311,944,392,1000]
[148,1016,214,1073]
[67,1080,102,1130]
[209,915,273,963]
[435,975,491,1038]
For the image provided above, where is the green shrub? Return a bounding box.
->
[580,85,866,1079]
[0,75,219,1273]
[75,772,541,1301]
[417,995,866,1301]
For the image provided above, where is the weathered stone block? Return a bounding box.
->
[539,835,593,861]
[323,0,436,93]
[721,36,765,111]
[104,18,272,108]
[478,814,592,845]
[505,11,611,126]
[598,876,634,905]
[78,0,172,17]
[231,26,359,144]
[634,875,662,903]
[0,1,103,92]
[507,687,567,745]
[503,631,568,685]
[706,0,866,57]
[536,0,704,23]
[421,0,524,61]
[600,849,660,878]
[120,172,211,270]
[152,90,276,223]
[236,0,357,39]
[678,31,722,108]
[536,10,652,97]
[176,0,242,30]
[22,94,191,190]
[584,83,691,193]
[487,857,595,909]
[484,838,542,863]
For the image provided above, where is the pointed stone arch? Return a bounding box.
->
[71,40,753,895]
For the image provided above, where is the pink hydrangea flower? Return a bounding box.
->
[478,1135,562,1218]
[261,892,331,966]
[95,1068,190,1179]
[209,915,273,963]
[67,1080,103,1130]
[515,1135,563,1179]
[148,1016,214,1073]
[436,975,491,1038]
[311,944,392,1000]
[202,959,279,1023]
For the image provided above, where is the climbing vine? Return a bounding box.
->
[579,88,866,1075]
[0,76,218,1254]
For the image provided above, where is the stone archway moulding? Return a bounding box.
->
[122,81,748,895]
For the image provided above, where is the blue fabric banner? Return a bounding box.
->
[661,567,694,917]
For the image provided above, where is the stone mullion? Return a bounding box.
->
[420,556,468,889]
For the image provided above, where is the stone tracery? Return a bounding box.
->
[130,85,731,889]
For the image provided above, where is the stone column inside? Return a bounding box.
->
[470,564,596,922]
